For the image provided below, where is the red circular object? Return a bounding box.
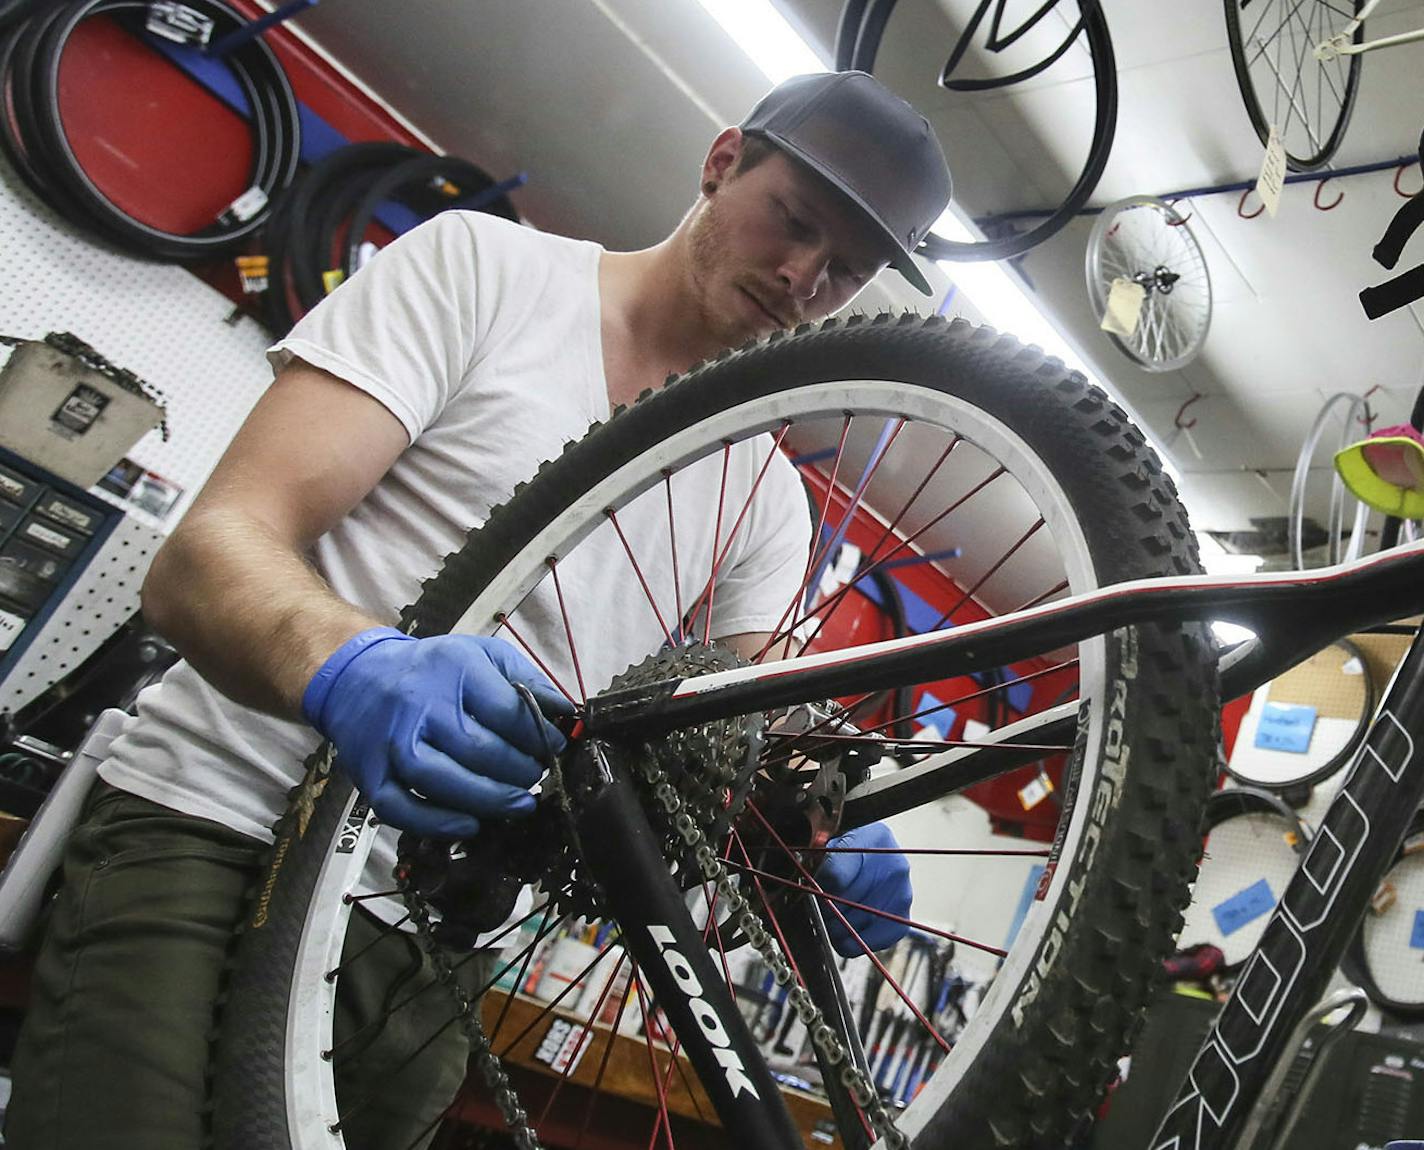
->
[56,16,255,234]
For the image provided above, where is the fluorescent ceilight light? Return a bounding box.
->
[693,0,829,82]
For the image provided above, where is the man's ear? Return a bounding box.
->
[701,127,744,195]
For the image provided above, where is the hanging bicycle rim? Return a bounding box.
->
[1085,196,1212,373]
[836,0,1118,263]
[1224,0,1364,172]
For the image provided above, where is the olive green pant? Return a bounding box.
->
[6,782,488,1149]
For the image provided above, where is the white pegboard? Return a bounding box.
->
[0,156,275,709]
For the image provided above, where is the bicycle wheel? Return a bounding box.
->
[211,314,1219,1150]
[1342,811,1424,1019]
[839,0,1118,263]
[1224,0,1363,172]
[1085,196,1212,373]
[1177,788,1310,972]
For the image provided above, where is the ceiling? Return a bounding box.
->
[279,0,1424,552]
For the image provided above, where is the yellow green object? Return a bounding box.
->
[1334,423,1424,518]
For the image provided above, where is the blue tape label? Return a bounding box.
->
[914,691,955,740]
[1212,878,1276,937]
[1254,702,1317,753]
[1411,910,1424,950]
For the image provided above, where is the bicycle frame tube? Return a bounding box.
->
[1151,623,1424,1150]
[584,542,1424,739]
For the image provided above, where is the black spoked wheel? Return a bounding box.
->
[837,0,1118,263]
[211,315,1218,1150]
[1224,0,1364,172]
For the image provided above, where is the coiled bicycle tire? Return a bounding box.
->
[5,0,299,260]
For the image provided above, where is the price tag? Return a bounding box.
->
[1257,124,1287,217]
[1212,878,1276,936]
[145,2,214,46]
[0,608,23,652]
[1411,909,1424,950]
[1100,277,1146,338]
[1254,702,1316,753]
[220,186,269,225]
[1017,769,1055,811]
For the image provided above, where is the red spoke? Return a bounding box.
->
[633,971,678,1150]
[779,418,905,652]
[758,659,1079,772]
[575,950,639,1150]
[742,801,955,1050]
[759,415,855,662]
[680,423,794,642]
[930,517,1046,631]
[547,558,588,703]
[803,845,1053,858]
[764,730,1071,754]
[495,937,622,1059]
[607,508,674,647]
[764,464,1009,658]
[1015,577,1070,613]
[700,881,736,1002]
[495,614,578,706]
[700,443,733,645]
[484,911,570,1046]
[725,856,1007,959]
[536,949,630,1128]
[664,471,685,631]
[728,830,806,991]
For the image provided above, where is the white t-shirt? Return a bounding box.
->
[100,211,810,847]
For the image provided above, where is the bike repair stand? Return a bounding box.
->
[1229,987,1370,1150]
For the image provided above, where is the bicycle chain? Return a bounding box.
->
[399,659,908,1149]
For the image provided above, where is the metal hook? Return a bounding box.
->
[1395,160,1422,199]
[1166,197,1193,226]
[1314,178,1344,211]
[1174,392,1203,430]
[1238,188,1266,219]
[1358,383,1382,427]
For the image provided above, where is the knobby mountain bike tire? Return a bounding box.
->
[210,314,1218,1150]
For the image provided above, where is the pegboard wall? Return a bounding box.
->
[0,157,274,711]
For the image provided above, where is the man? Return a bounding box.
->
[8,71,952,1148]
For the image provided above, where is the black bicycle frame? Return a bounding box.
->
[1149,623,1424,1149]
[575,542,1424,1147]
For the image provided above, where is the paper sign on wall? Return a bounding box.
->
[1212,878,1276,936]
[1254,702,1317,753]
[1100,277,1146,338]
[1257,124,1287,217]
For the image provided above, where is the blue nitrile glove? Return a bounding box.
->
[817,821,912,957]
[302,627,573,839]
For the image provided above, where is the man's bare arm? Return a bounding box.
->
[140,361,410,720]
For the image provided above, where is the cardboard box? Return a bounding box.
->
[0,341,163,487]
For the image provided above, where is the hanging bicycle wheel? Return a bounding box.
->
[1343,811,1424,1019]
[1086,196,1212,373]
[1177,788,1311,971]
[211,315,1218,1150]
[836,0,1118,263]
[1224,0,1364,172]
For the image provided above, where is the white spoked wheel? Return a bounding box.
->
[1086,195,1212,374]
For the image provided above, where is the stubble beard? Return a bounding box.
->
[686,196,764,351]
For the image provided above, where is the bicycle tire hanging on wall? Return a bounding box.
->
[835,0,1118,263]
[0,0,300,260]
[1085,196,1212,373]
